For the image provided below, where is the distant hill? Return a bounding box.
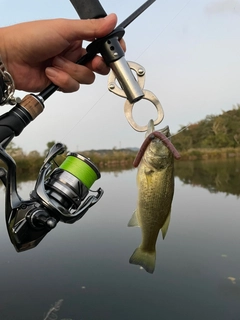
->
[171,105,240,151]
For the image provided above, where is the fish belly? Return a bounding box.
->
[138,166,173,250]
[129,164,174,273]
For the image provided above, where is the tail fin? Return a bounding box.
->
[129,247,156,274]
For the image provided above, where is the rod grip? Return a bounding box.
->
[21,94,44,119]
[69,0,107,19]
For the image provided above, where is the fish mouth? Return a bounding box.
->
[146,120,170,138]
[145,120,171,157]
[133,120,178,167]
[146,122,171,158]
[148,140,170,158]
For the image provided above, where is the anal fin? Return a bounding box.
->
[161,211,171,239]
[128,210,140,227]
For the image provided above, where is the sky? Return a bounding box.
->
[0,0,240,154]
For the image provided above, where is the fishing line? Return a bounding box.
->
[134,0,192,60]
[58,87,109,143]
[169,123,191,139]
[60,155,99,188]
[132,0,193,139]
[60,0,192,147]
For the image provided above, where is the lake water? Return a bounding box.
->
[0,160,240,319]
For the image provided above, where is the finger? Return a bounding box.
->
[86,55,110,75]
[56,13,118,42]
[45,59,96,93]
[119,38,126,52]
[61,42,110,75]
[53,56,95,83]
[45,67,80,92]
[61,40,84,60]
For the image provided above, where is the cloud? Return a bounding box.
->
[205,0,240,14]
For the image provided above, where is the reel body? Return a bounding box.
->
[0,143,103,252]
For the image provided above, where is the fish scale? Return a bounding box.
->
[128,120,174,273]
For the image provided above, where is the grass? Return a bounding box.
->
[178,147,240,161]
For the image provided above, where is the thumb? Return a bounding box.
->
[59,13,118,42]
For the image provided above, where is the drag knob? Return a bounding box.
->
[29,209,58,230]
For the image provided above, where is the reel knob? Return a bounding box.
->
[28,208,58,230]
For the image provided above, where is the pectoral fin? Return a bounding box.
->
[128,210,140,227]
[161,211,171,239]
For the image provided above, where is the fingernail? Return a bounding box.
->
[45,67,58,77]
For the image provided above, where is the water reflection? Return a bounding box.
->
[0,164,240,319]
[175,159,240,196]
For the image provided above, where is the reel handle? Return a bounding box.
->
[69,0,107,19]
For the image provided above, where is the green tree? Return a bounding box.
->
[171,105,240,150]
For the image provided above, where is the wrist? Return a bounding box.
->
[0,55,19,105]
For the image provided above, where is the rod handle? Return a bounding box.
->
[21,94,44,119]
[69,0,107,19]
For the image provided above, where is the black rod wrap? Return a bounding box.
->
[69,0,107,19]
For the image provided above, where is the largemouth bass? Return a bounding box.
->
[128,120,175,273]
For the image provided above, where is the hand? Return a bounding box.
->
[0,14,125,93]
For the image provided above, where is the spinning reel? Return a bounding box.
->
[0,141,103,252]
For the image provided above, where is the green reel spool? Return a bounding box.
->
[60,153,100,189]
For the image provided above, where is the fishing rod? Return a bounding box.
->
[0,0,158,252]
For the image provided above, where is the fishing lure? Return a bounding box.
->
[133,130,181,167]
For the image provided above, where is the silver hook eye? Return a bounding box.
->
[124,90,164,132]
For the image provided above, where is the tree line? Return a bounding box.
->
[171,104,240,151]
[1,141,137,177]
